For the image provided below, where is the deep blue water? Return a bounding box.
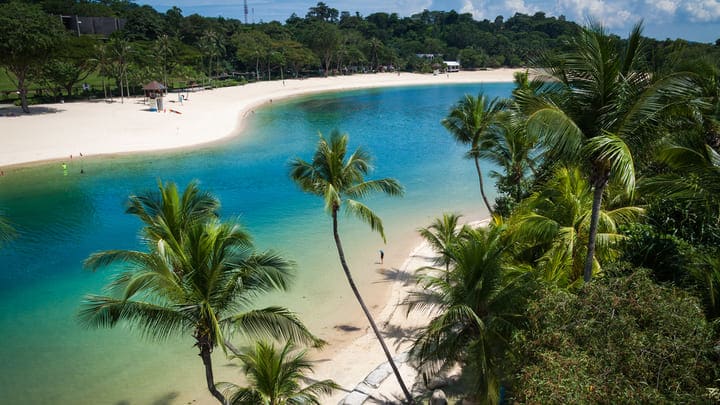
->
[0,82,512,404]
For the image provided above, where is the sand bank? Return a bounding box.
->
[0,69,520,168]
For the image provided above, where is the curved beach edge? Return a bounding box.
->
[0,70,521,169]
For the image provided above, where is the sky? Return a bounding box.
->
[142,0,720,43]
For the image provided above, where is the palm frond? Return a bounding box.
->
[344,199,386,242]
[223,307,322,347]
[585,132,636,194]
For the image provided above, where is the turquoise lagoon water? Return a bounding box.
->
[0,83,512,404]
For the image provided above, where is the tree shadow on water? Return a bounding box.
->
[114,391,180,405]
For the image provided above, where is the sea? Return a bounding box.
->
[0,82,512,404]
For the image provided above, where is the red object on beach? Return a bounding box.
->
[169,109,182,114]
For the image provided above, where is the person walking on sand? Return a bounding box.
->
[379,249,384,264]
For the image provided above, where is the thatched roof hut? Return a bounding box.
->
[142,81,166,98]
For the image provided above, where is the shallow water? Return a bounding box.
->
[0,82,512,404]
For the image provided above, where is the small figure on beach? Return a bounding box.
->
[379,249,384,264]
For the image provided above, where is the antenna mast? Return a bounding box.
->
[244,0,248,24]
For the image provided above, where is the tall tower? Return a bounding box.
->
[244,0,248,24]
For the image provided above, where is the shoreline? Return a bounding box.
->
[1,71,509,403]
[0,69,521,169]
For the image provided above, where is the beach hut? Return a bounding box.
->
[142,81,166,112]
[142,81,166,99]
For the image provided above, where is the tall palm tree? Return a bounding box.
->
[408,224,527,405]
[442,93,505,216]
[80,181,319,404]
[288,130,413,403]
[509,166,642,287]
[219,341,339,404]
[519,22,699,282]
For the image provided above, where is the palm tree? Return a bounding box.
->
[442,93,505,216]
[481,111,541,203]
[418,213,469,272]
[408,223,527,404]
[107,38,132,103]
[509,166,642,287]
[80,181,319,404]
[154,34,176,89]
[519,22,699,282]
[288,130,413,403]
[219,341,338,404]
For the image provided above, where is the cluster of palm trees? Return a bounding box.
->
[406,21,720,402]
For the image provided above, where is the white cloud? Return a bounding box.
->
[556,0,634,28]
[682,0,720,22]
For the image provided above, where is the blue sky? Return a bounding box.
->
[142,0,720,43]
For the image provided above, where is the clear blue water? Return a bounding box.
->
[0,83,512,404]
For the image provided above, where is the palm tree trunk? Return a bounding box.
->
[583,181,606,282]
[332,209,414,404]
[17,72,29,114]
[474,156,494,216]
[198,337,226,404]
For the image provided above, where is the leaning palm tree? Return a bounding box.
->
[519,22,699,282]
[289,130,413,403]
[509,166,642,287]
[442,93,506,215]
[219,341,339,404]
[408,224,527,405]
[80,181,319,404]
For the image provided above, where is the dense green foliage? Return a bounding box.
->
[2,0,719,109]
[509,270,719,404]
[416,20,720,404]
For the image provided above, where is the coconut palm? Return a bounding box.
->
[408,223,527,405]
[219,341,338,404]
[509,166,642,287]
[418,213,470,272]
[288,130,413,403]
[481,111,541,203]
[80,181,319,404]
[442,93,506,216]
[519,22,699,282]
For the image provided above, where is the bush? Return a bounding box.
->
[509,270,719,404]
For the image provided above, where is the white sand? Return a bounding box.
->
[0,70,515,403]
[0,70,520,168]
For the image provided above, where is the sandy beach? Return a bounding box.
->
[0,70,520,169]
[0,69,516,403]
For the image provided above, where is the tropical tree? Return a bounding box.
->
[418,213,469,272]
[509,166,642,287]
[442,93,506,216]
[288,130,413,403]
[219,341,338,404]
[154,34,177,88]
[408,224,528,404]
[80,181,319,404]
[482,111,541,205]
[0,1,65,112]
[519,22,699,282]
[107,37,132,103]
